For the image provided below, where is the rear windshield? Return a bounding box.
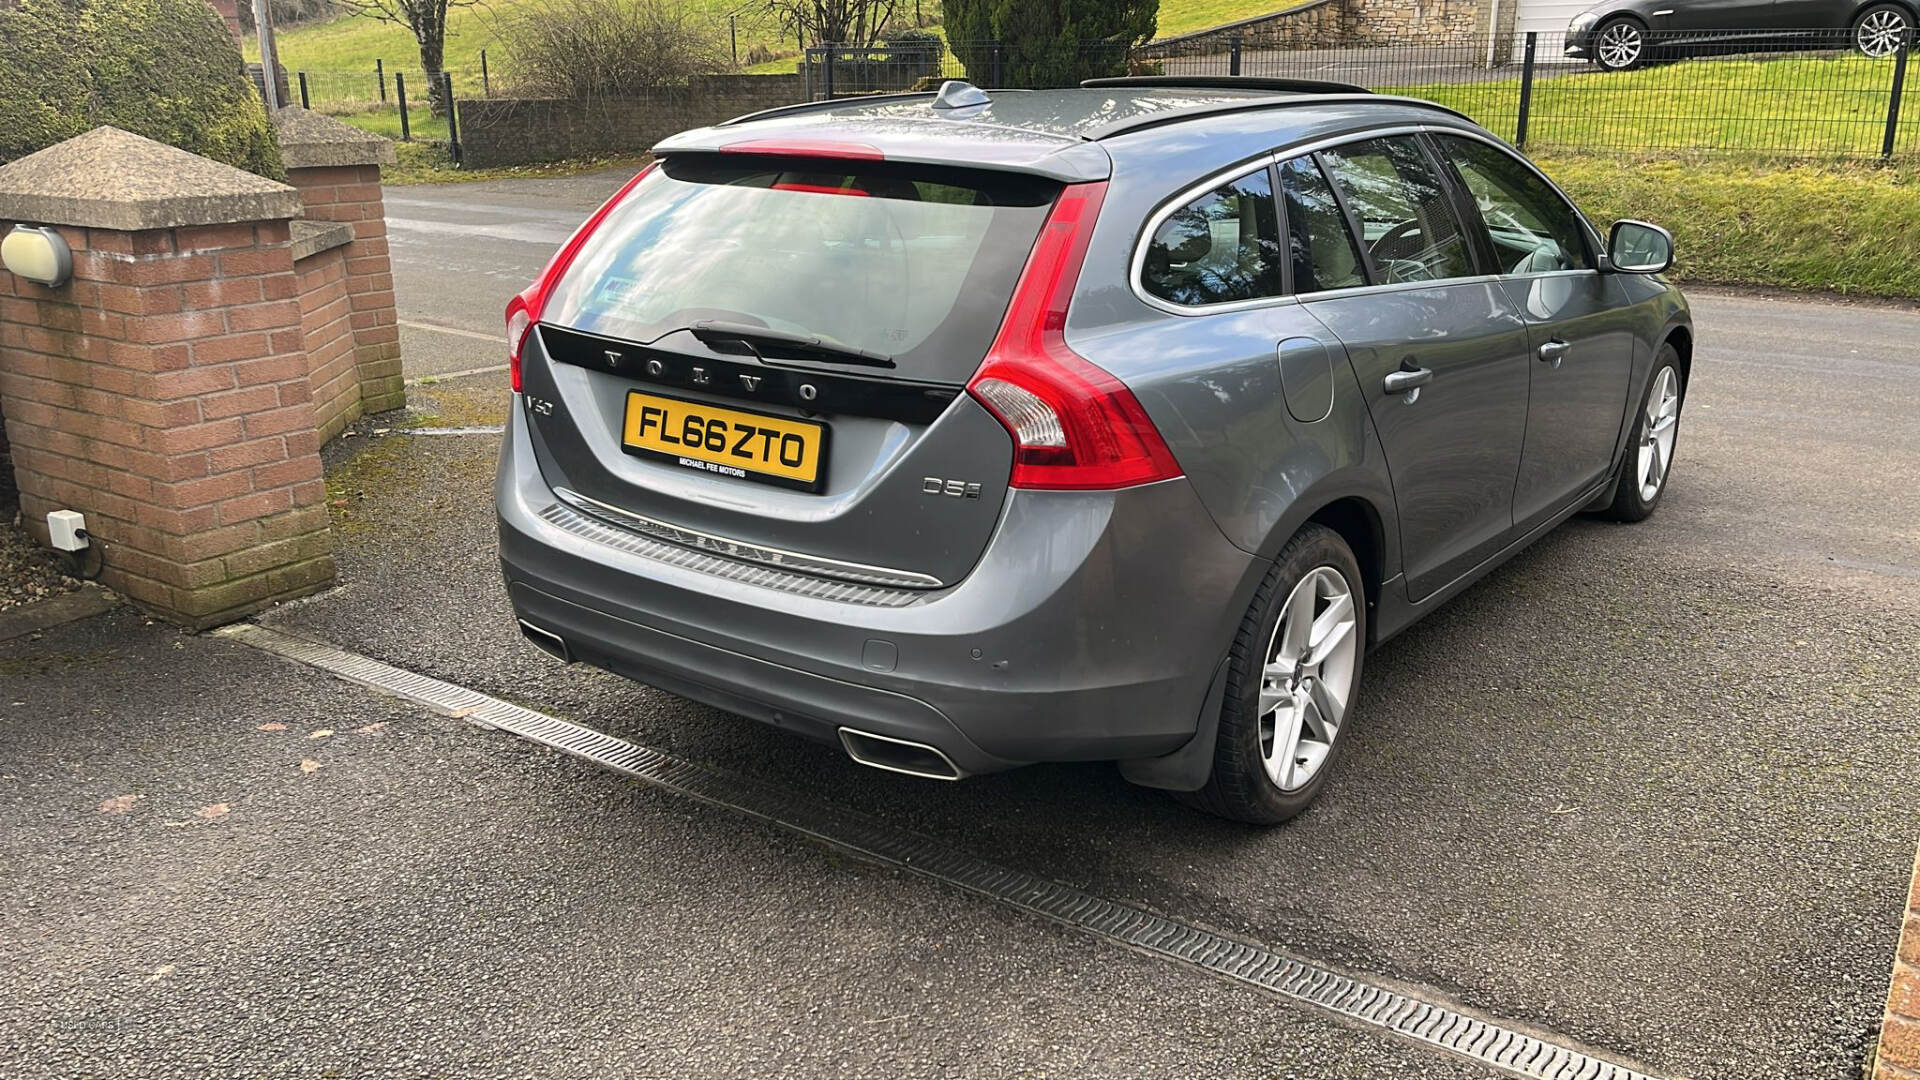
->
[542,155,1060,383]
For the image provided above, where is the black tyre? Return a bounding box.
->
[1593,16,1649,71]
[1177,524,1366,825]
[1602,344,1684,522]
[1854,3,1913,57]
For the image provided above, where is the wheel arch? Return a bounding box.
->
[1853,0,1919,26]
[1662,323,1693,388]
[1303,495,1388,629]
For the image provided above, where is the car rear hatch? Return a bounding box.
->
[515,150,1066,588]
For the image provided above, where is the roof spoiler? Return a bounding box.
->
[1080,75,1371,95]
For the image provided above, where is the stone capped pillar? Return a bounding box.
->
[272,109,403,420]
[0,126,336,628]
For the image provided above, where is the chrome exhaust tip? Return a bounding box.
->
[517,619,572,663]
[837,727,963,781]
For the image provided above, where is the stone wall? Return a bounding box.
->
[1138,0,1490,56]
[1137,0,1349,56]
[458,75,807,168]
[1878,845,1920,1080]
[1344,0,1484,46]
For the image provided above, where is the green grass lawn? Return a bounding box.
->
[250,0,803,82]
[1536,151,1920,296]
[1395,54,1917,158]
[1157,0,1316,37]
[254,0,1311,87]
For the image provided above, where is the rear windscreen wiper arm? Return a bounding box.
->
[687,320,896,369]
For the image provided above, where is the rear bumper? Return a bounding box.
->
[497,404,1261,774]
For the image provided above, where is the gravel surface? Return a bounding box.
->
[0,513,81,613]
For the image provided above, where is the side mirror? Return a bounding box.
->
[1606,220,1674,274]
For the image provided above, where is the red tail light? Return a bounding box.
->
[507,160,659,393]
[968,182,1183,491]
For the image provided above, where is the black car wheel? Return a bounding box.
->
[1601,345,1684,522]
[1854,4,1913,57]
[1593,16,1648,71]
[1178,524,1365,825]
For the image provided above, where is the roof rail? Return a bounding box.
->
[716,91,935,127]
[1083,92,1473,141]
[1081,75,1371,95]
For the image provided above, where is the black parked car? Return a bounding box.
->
[1566,0,1915,70]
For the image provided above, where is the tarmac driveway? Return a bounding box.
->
[5,170,1917,1079]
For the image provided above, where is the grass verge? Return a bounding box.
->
[256,0,1312,86]
[382,141,651,185]
[1536,151,1920,297]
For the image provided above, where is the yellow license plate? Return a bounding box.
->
[621,390,828,492]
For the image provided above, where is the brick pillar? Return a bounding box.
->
[272,109,403,420]
[206,0,244,40]
[1876,845,1920,1079]
[0,126,335,628]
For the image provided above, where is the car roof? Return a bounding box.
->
[651,83,1479,182]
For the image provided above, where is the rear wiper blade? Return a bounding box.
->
[687,320,896,369]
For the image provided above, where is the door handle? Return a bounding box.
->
[1383,366,1432,396]
[1537,339,1571,367]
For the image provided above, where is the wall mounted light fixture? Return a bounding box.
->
[1,224,73,288]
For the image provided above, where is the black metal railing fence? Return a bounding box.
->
[807,28,1917,159]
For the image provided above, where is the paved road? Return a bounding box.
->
[6,169,1918,1079]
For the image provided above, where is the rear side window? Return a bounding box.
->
[1317,137,1479,286]
[1140,168,1283,307]
[1278,155,1366,294]
[1434,135,1593,274]
[541,156,1058,383]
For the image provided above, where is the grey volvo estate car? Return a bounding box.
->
[497,77,1692,823]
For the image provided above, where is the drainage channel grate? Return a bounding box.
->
[218,622,1664,1080]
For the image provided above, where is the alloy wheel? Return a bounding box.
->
[1598,22,1644,69]
[1257,567,1359,793]
[1637,366,1680,502]
[1857,9,1910,57]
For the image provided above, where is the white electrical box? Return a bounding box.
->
[47,510,88,552]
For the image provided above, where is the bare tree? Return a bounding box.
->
[766,0,897,49]
[339,0,479,111]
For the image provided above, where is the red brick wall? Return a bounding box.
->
[0,219,335,626]
[283,164,402,416]
[296,245,357,443]
[206,0,244,39]
[1879,846,1920,1078]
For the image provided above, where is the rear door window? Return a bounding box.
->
[1278,155,1367,294]
[541,156,1059,384]
[1140,168,1284,307]
[1316,137,1480,286]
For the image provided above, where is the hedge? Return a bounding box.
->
[0,0,283,178]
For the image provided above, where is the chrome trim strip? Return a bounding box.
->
[1127,123,1605,317]
[539,502,926,608]
[553,486,945,590]
[1130,155,1294,318]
